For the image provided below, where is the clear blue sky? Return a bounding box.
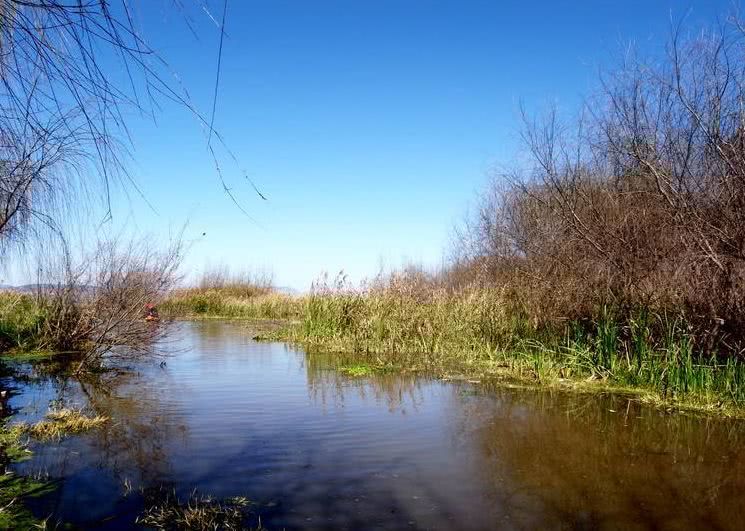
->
[94,0,737,290]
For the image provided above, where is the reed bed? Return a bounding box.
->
[161,289,303,320]
[160,276,745,413]
[271,286,745,413]
[0,292,47,352]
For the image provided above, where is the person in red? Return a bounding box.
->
[144,303,160,322]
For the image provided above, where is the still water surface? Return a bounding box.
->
[6,321,745,530]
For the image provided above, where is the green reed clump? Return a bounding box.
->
[282,287,542,373]
[0,418,56,529]
[0,473,56,529]
[0,292,47,352]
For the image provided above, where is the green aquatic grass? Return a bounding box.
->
[0,473,56,530]
[0,423,31,463]
[137,489,264,531]
[0,406,109,528]
[339,364,376,377]
[0,421,56,529]
[0,292,47,352]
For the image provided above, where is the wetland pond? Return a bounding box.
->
[5,321,745,530]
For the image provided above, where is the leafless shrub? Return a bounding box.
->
[455,19,745,351]
[0,1,247,254]
[34,233,184,372]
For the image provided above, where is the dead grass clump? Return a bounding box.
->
[137,491,261,531]
[19,409,108,441]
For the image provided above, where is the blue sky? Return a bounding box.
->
[79,0,738,290]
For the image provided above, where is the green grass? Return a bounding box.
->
[0,406,108,529]
[137,489,264,531]
[0,473,56,530]
[0,292,47,353]
[265,289,745,416]
[0,422,31,463]
[0,422,54,529]
[339,364,376,377]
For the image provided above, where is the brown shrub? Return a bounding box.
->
[35,234,184,372]
[454,21,745,353]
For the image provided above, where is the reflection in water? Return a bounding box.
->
[304,352,426,414]
[467,387,745,530]
[5,321,745,530]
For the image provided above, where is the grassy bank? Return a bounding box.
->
[249,288,745,417]
[0,292,47,354]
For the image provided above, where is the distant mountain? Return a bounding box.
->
[0,284,95,293]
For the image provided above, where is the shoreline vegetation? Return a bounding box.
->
[159,276,745,418]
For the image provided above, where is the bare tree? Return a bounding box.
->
[0,0,250,251]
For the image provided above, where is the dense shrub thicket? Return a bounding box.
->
[452,24,745,357]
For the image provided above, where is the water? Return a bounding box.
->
[5,321,745,530]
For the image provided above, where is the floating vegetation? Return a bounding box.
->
[16,408,108,441]
[339,364,375,377]
[137,490,263,531]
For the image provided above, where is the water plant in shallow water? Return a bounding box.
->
[264,288,745,415]
[0,423,31,463]
[0,421,56,529]
[0,473,57,529]
[15,408,108,441]
[339,364,375,377]
[137,489,264,531]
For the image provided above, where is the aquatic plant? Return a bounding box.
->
[16,408,108,441]
[0,416,56,529]
[339,364,375,377]
[137,490,263,531]
[0,422,31,464]
[0,473,56,530]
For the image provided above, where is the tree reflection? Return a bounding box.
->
[460,385,745,530]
